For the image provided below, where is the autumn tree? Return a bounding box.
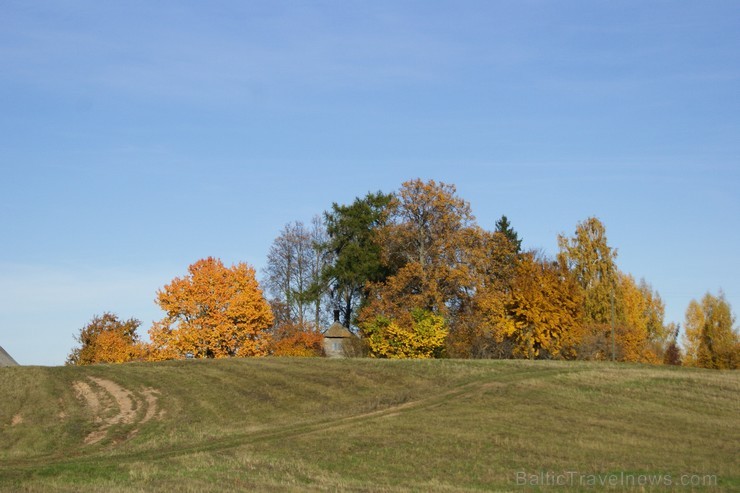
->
[262,298,323,356]
[448,228,521,358]
[683,291,739,369]
[149,257,274,359]
[616,273,667,363]
[663,323,682,366]
[67,313,145,365]
[361,180,539,358]
[322,191,392,328]
[478,252,583,359]
[558,217,618,325]
[557,216,624,361]
[269,322,325,357]
[361,309,447,359]
[365,179,477,320]
[467,229,521,294]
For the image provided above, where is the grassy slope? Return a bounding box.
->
[0,359,738,492]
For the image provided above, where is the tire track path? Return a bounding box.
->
[2,365,583,470]
[73,377,160,445]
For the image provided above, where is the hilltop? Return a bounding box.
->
[1,359,738,491]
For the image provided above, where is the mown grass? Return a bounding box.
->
[0,359,737,492]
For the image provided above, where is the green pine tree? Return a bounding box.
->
[494,215,522,253]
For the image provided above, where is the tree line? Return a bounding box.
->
[67,179,739,369]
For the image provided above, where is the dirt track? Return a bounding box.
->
[73,377,160,445]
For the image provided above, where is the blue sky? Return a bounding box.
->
[1,1,738,365]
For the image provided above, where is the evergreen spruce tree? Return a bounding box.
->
[494,215,522,253]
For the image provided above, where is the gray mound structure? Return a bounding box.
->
[0,345,19,366]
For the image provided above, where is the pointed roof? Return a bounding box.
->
[323,321,354,339]
[0,345,19,367]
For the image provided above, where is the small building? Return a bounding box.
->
[323,311,355,358]
[0,345,19,367]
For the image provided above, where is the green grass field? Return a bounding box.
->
[0,359,738,492]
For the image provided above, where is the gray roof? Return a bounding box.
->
[323,322,354,339]
[0,345,19,367]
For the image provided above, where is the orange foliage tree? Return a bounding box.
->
[449,228,521,358]
[149,257,274,359]
[360,180,479,348]
[616,273,667,363]
[467,252,583,360]
[269,321,325,357]
[375,178,476,316]
[66,313,145,365]
[502,253,583,359]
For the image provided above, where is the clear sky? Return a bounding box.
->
[1,1,738,366]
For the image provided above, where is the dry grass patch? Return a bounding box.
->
[0,359,737,492]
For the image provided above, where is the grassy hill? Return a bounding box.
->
[0,359,738,492]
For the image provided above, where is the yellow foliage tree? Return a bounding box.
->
[616,273,666,363]
[67,313,145,365]
[149,257,274,359]
[497,252,583,359]
[361,309,447,359]
[683,292,739,369]
[557,217,618,325]
[449,229,522,358]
